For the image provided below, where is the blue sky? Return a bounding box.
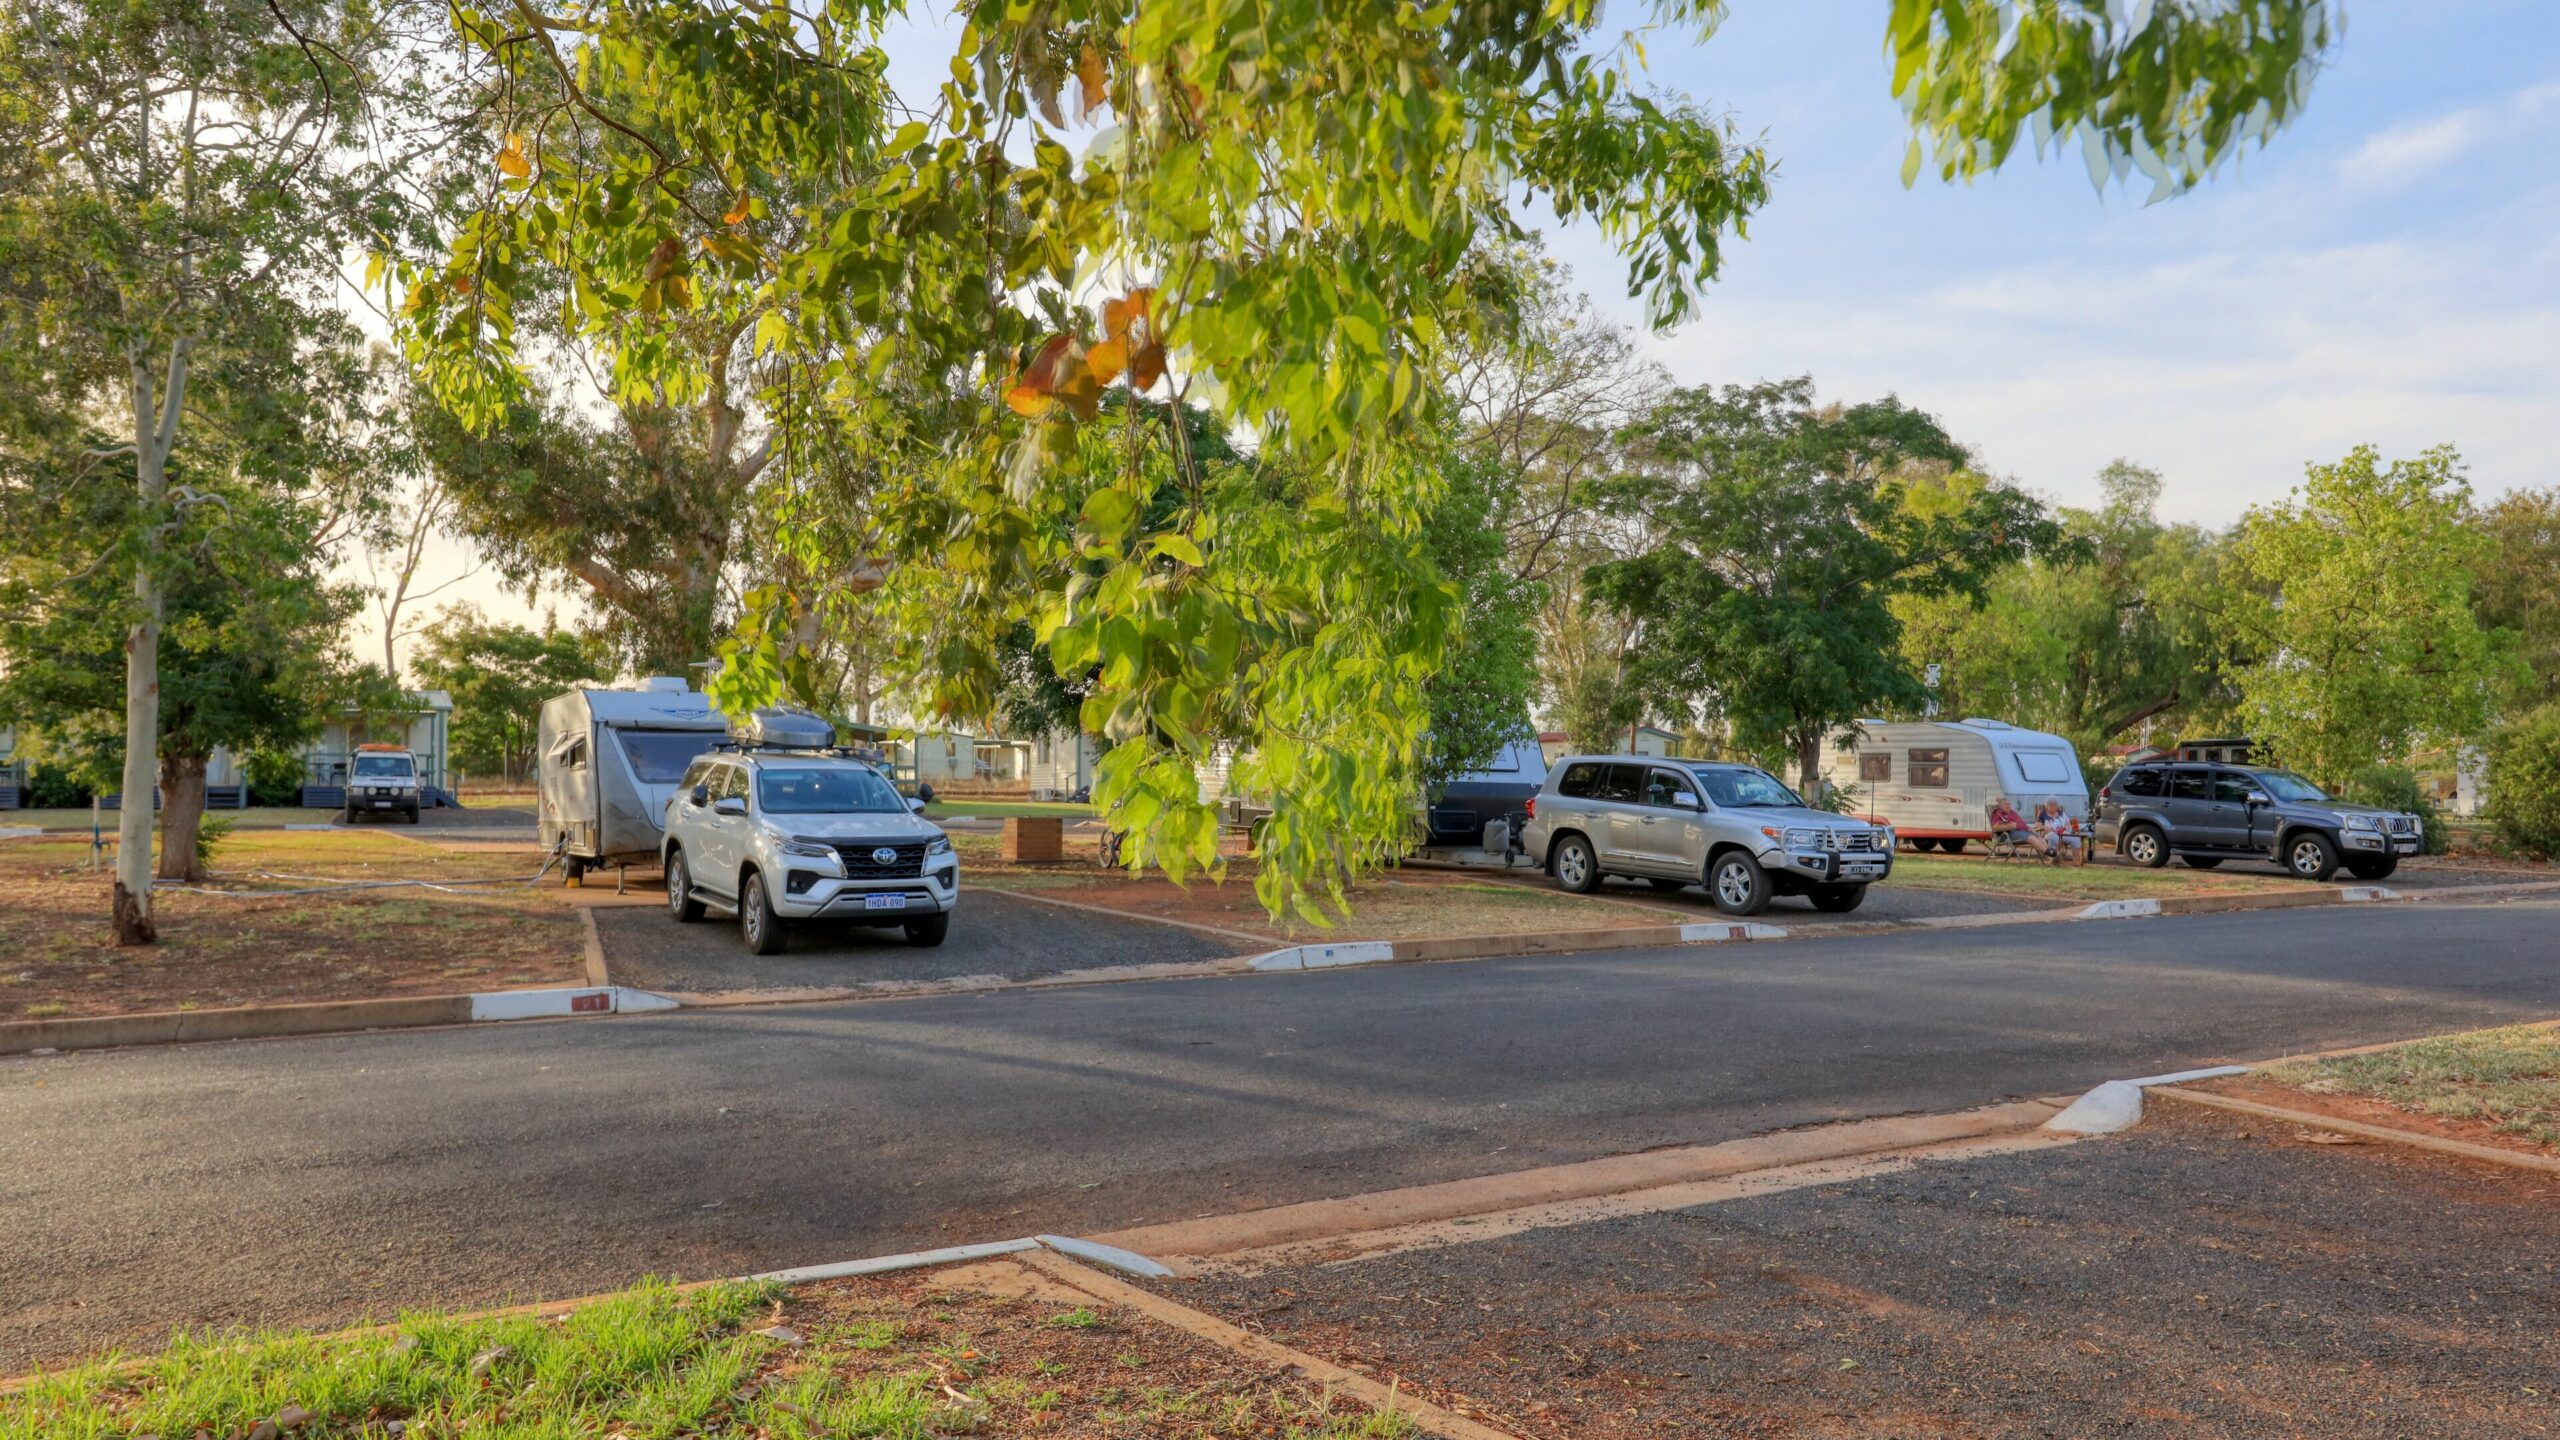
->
[1519,0,2560,522]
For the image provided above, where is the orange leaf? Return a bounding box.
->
[1101,287,1152,342]
[1077,43,1108,120]
[495,133,531,179]
[1128,339,1166,392]
[642,235,685,282]
[721,192,752,226]
[1006,384,1057,418]
[1087,336,1128,384]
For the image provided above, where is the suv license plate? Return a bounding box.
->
[863,894,907,911]
[1840,862,1884,879]
[2392,839,2417,853]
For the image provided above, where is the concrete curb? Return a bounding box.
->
[2073,884,2401,921]
[2147,1084,2560,1175]
[1,983,681,1058]
[1244,919,1786,972]
[2043,1065,2252,1134]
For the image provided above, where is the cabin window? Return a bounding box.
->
[553,737,587,772]
[617,730,711,784]
[1858,753,1893,783]
[2012,750,2075,785]
[1908,748,1950,788]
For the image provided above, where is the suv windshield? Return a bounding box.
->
[756,765,905,815]
[1686,765,1803,809]
[2248,769,2331,803]
[352,755,412,778]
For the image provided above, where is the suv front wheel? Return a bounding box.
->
[739,868,788,955]
[2120,824,2169,868]
[2284,831,2340,883]
[1707,851,1771,916]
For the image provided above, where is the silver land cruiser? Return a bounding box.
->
[660,710,956,954]
[1523,755,1895,915]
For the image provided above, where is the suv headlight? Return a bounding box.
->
[1874,826,1894,850]
[1782,827,1824,849]
[778,838,839,860]
[2343,814,2378,832]
[926,835,953,857]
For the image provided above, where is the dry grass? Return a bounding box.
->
[2260,1024,2560,1152]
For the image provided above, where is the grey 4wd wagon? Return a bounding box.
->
[2095,761,2420,883]
[1523,755,1894,915]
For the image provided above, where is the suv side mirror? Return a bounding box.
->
[1671,790,1701,810]
[2245,791,2271,807]
[713,796,747,818]
[689,782,710,807]
[908,797,929,815]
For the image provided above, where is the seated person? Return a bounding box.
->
[2035,801,2087,864]
[1987,799,2032,849]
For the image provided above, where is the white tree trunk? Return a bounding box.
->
[113,343,185,945]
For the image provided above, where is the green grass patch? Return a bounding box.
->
[2261,1024,2560,1152]
[1886,852,2290,901]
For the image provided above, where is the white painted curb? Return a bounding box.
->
[1247,940,1396,972]
[1677,921,1789,943]
[0,827,42,841]
[2046,1064,2251,1134]
[1036,1234,1176,1278]
[283,823,341,831]
[2075,898,2163,920]
[741,1234,1172,1285]
[466,985,683,1022]
[2341,885,2400,902]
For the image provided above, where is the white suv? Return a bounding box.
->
[660,714,956,954]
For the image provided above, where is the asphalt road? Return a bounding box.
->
[1180,1102,2560,1438]
[5,896,2558,1369]
[597,886,1238,994]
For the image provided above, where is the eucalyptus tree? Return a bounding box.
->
[397,0,2342,918]
[0,0,443,940]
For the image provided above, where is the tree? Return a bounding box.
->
[0,486,360,879]
[2473,487,2560,706]
[410,608,614,782]
[1418,455,1543,793]
[2483,703,2560,859]
[0,0,435,939]
[399,0,2340,918]
[1893,461,2238,750]
[2222,446,2523,785]
[1589,379,2062,791]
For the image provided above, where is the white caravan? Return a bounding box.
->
[537,680,730,881]
[1820,718,2088,853]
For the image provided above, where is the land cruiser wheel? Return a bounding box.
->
[2121,824,2168,868]
[904,911,951,947]
[740,869,787,955]
[665,849,705,923]
[1552,834,1601,894]
[1707,852,1771,917]
[2286,832,2340,883]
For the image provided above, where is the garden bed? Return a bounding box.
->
[0,831,584,1019]
[2202,1023,2560,1158]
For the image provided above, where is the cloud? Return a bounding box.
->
[2340,80,2560,185]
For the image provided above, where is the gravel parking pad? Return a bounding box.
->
[1166,1104,2560,1439]
[594,886,1238,993]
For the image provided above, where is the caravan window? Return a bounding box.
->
[1858,753,1893,783]
[1908,748,1950,788]
[2012,750,2075,785]
[617,730,711,784]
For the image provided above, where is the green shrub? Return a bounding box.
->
[2485,704,2560,860]
[242,748,309,807]
[25,764,92,809]
[195,814,238,868]
[2342,764,2451,855]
